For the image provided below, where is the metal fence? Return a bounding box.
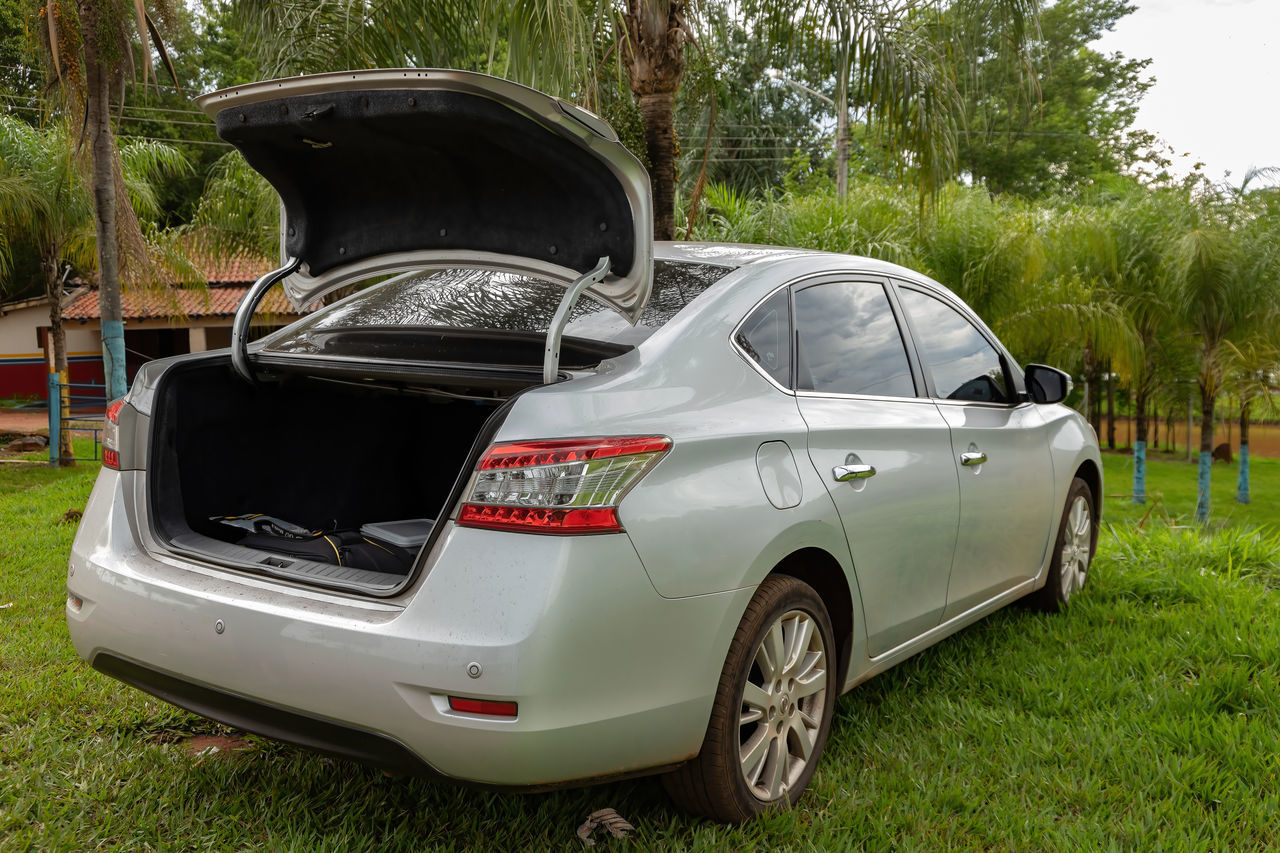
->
[47,375,107,465]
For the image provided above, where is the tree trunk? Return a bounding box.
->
[1132,379,1149,505]
[622,0,685,242]
[80,0,128,401]
[1082,342,1101,439]
[639,92,677,240]
[1198,383,1215,456]
[1195,381,1215,523]
[835,46,850,202]
[1237,399,1251,504]
[1105,361,1115,449]
[1134,383,1148,443]
[45,257,74,467]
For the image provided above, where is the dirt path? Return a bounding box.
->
[1101,416,1280,459]
[0,410,54,434]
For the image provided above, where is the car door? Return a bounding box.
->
[895,285,1056,618]
[788,277,961,658]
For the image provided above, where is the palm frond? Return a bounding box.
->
[186,151,281,260]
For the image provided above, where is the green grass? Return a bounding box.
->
[3,463,1279,850]
[1100,450,1280,530]
[3,435,105,466]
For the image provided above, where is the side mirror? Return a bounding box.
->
[1025,364,1072,404]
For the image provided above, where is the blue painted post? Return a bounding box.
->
[47,373,61,467]
[1237,443,1250,504]
[1195,450,1212,523]
[1132,440,1146,505]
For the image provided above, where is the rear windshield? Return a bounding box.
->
[264,260,732,357]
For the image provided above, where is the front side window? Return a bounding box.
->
[793,281,916,398]
[898,288,1012,404]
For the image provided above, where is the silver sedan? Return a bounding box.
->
[67,69,1100,823]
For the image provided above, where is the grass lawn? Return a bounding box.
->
[2,459,1279,850]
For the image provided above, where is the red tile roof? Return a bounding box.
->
[62,285,305,321]
[202,253,276,285]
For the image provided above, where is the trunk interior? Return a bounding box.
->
[148,359,511,595]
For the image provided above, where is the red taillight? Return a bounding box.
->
[458,435,671,535]
[448,696,518,717]
[102,398,126,469]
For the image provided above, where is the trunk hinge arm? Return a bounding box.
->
[543,255,611,385]
[232,256,302,384]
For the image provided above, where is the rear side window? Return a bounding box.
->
[735,289,791,387]
[898,288,1012,404]
[793,281,916,398]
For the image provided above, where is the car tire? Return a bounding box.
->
[662,574,837,823]
[1027,476,1097,612]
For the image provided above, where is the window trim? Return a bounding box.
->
[730,271,940,401]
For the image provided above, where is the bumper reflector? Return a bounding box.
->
[448,696,518,717]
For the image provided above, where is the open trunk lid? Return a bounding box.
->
[197,69,654,321]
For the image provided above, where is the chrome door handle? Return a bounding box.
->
[833,464,876,482]
[960,451,987,467]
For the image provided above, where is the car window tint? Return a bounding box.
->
[793,281,916,397]
[898,288,1011,404]
[264,260,732,353]
[735,289,791,386]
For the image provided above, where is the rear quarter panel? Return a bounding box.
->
[492,259,859,601]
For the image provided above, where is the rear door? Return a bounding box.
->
[895,285,1056,618]
[789,277,961,658]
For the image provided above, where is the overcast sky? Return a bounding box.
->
[1094,0,1280,184]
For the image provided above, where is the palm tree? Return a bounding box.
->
[620,0,689,239]
[1214,167,1280,507]
[1106,190,1185,504]
[1223,338,1280,505]
[231,0,595,91]
[186,152,280,260]
[748,0,1039,203]
[37,0,184,400]
[230,0,699,236]
[993,198,1133,412]
[0,116,96,464]
[1166,193,1278,523]
[0,116,191,464]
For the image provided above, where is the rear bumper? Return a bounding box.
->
[67,469,753,787]
[92,652,433,776]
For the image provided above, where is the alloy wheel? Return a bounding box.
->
[1058,494,1092,601]
[738,609,829,802]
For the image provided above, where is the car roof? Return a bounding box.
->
[655,242,816,268]
[655,241,943,290]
